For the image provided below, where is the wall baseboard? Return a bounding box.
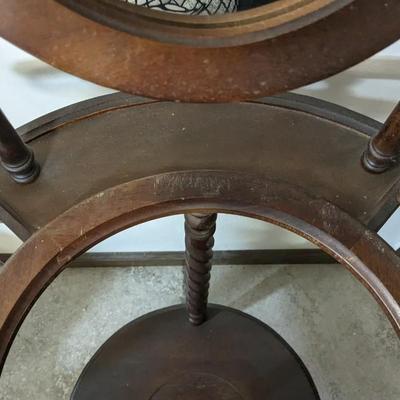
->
[0,249,336,268]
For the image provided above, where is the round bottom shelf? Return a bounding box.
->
[71,305,319,399]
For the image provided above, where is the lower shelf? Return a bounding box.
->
[71,305,320,400]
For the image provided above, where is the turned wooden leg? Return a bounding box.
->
[0,109,40,183]
[184,212,217,325]
[362,102,400,173]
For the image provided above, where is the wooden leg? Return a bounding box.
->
[0,109,40,184]
[362,102,400,173]
[184,212,217,326]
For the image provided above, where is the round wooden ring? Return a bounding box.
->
[1,0,399,101]
[0,170,399,377]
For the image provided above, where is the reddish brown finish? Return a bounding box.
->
[0,170,399,375]
[1,0,400,101]
[184,213,217,325]
[0,0,398,394]
[363,102,400,173]
[0,93,398,241]
[0,94,398,392]
[70,305,320,399]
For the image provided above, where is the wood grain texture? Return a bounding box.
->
[0,170,399,375]
[1,0,399,101]
[0,93,397,240]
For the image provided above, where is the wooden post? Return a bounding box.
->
[362,102,400,173]
[0,109,40,183]
[184,213,217,325]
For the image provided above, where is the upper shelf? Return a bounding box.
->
[0,0,399,102]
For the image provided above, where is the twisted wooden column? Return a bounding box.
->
[362,102,400,173]
[0,109,40,183]
[184,213,217,325]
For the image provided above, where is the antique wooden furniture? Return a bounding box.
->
[0,0,400,399]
